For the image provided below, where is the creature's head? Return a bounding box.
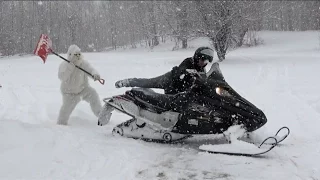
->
[67,44,83,64]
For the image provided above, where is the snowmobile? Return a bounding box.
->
[103,63,271,143]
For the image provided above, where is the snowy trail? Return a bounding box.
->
[1,31,320,179]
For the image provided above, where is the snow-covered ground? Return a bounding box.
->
[1,31,320,180]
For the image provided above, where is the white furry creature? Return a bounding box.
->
[57,44,102,125]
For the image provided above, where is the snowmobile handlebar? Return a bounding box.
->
[181,67,229,88]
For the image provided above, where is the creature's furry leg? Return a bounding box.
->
[57,93,81,125]
[82,86,102,117]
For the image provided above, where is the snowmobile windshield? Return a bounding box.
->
[206,63,225,82]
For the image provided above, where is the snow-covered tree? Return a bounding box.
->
[0,1,318,56]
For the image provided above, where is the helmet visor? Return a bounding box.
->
[200,49,214,62]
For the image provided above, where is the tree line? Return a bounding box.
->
[0,1,319,60]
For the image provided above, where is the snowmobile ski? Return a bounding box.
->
[199,136,278,157]
[273,126,290,144]
[239,126,290,146]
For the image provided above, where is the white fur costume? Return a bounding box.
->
[57,44,102,125]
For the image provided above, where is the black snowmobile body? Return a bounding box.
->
[118,63,267,135]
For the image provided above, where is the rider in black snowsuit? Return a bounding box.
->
[98,46,267,137]
[114,47,215,95]
[97,47,215,126]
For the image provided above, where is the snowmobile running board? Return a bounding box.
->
[104,97,173,132]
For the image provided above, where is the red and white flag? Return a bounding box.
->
[33,34,52,63]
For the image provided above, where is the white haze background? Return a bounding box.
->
[0,31,320,180]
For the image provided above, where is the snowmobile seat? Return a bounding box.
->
[127,88,175,112]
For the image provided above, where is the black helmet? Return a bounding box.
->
[193,47,214,63]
